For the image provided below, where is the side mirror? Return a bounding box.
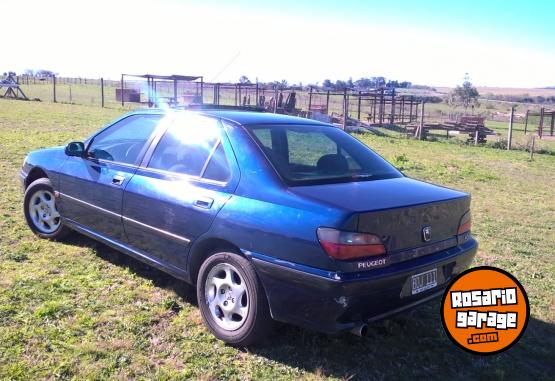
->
[65,141,85,157]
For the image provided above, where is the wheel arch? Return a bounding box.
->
[25,167,49,189]
[188,237,242,285]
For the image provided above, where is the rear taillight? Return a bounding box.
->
[458,211,471,234]
[317,227,386,260]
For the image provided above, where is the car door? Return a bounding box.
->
[57,114,163,241]
[121,114,239,270]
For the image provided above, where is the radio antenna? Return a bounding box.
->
[210,51,241,82]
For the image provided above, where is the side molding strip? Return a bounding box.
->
[122,215,191,244]
[59,192,120,218]
[59,192,191,244]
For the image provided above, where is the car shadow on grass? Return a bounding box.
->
[64,233,555,380]
[62,233,198,305]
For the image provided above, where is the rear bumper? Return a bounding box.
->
[249,238,477,334]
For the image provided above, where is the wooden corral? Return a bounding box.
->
[120,74,204,107]
[524,108,555,138]
[117,74,422,129]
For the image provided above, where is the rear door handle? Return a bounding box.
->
[194,197,214,209]
[112,175,126,186]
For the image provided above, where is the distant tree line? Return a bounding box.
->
[2,69,58,77]
[320,77,412,90]
[239,76,412,91]
[482,93,555,104]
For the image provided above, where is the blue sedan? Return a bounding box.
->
[20,109,477,345]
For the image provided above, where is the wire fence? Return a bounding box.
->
[2,75,551,134]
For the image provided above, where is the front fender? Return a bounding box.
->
[22,146,68,189]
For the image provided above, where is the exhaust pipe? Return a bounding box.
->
[350,323,369,337]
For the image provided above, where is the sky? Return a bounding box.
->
[4,0,555,87]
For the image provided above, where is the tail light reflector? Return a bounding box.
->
[458,212,472,234]
[317,227,386,260]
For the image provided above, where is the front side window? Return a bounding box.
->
[249,124,402,185]
[148,115,231,182]
[87,114,162,164]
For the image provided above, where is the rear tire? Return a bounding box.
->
[197,251,273,346]
[23,178,71,240]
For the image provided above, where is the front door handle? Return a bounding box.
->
[112,175,126,186]
[194,197,214,209]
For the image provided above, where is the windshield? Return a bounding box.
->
[246,124,403,185]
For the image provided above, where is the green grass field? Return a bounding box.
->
[0,100,554,380]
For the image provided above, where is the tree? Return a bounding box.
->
[239,75,251,84]
[354,77,374,89]
[36,69,55,77]
[322,79,333,89]
[334,79,347,89]
[448,74,480,112]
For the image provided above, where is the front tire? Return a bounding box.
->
[23,178,71,240]
[197,251,273,346]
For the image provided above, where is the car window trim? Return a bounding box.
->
[199,140,223,179]
[83,157,140,170]
[137,166,229,187]
[85,114,164,166]
[244,124,402,187]
[140,117,232,187]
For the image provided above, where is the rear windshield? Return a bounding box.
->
[246,124,402,185]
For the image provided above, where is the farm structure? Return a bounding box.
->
[119,74,422,128]
[524,108,555,138]
[407,115,495,144]
[0,75,29,100]
[120,74,204,107]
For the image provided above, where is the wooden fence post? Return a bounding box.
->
[342,88,348,130]
[53,75,57,103]
[120,74,124,107]
[530,136,536,160]
[325,90,330,115]
[539,107,545,139]
[524,110,529,134]
[378,88,384,127]
[308,86,313,113]
[418,101,425,140]
[200,77,204,103]
[357,91,362,121]
[409,96,414,122]
[173,78,177,106]
[255,82,259,107]
[390,94,396,124]
[507,105,515,150]
[273,87,278,113]
[101,78,105,108]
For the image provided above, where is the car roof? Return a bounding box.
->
[131,108,332,127]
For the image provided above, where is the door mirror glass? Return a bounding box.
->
[65,141,85,157]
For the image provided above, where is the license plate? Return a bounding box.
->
[411,268,438,295]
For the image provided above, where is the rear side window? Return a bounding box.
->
[202,143,230,182]
[148,115,230,181]
[247,124,402,185]
[87,114,161,165]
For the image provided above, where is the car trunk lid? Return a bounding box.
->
[292,177,470,253]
